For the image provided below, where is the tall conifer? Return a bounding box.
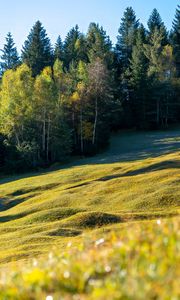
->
[22,21,53,76]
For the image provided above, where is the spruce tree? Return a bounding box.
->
[54,35,64,62]
[63,25,80,69]
[129,25,149,128]
[22,21,53,76]
[116,7,139,71]
[148,9,168,45]
[172,5,180,76]
[87,23,113,67]
[75,34,88,64]
[0,32,19,75]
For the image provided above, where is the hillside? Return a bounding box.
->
[0,129,179,266]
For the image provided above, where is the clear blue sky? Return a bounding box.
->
[0,0,178,51]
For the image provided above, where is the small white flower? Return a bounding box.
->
[64,271,70,278]
[48,252,53,260]
[33,259,38,267]
[116,241,124,248]
[67,241,72,248]
[157,219,161,225]
[95,238,105,246]
[105,265,111,273]
[46,296,53,300]
[120,270,127,278]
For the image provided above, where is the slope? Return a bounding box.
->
[0,129,179,264]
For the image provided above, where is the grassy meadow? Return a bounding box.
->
[0,128,179,299]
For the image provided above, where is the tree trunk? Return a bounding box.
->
[92,96,98,145]
[80,103,84,154]
[156,99,160,127]
[42,109,46,153]
[72,110,77,146]
[46,117,50,162]
[14,129,20,147]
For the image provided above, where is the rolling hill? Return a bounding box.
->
[0,128,179,266]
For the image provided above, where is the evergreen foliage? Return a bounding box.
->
[0,32,19,75]
[22,21,53,76]
[63,25,81,68]
[54,35,64,62]
[171,5,180,76]
[147,8,168,45]
[116,7,139,71]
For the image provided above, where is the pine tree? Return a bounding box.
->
[129,25,149,128]
[0,32,19,75]
[54,35,64,62]
[148,9,168,46]
[22,21,53,76]
[144,27,164,78]
[75,34,88,63]
[116,7,139,71]
[63,25,80,69]
[172,5,180,76]
[87,23,113,67]
[144,28,175,128]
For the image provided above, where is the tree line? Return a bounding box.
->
[0,6,180,172]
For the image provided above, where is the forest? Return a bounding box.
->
[0,5,180,172]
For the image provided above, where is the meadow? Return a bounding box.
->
[0,128,179,299]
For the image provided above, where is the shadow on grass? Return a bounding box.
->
[0,183,61,213]
[63,159,180,190]
[6,183,60,197]
[0,211,29,223]
[98,159,180,182]
[48,228,82,237]
[0,195,34,212]
[0,128,180,186]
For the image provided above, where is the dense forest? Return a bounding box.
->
[0,6,180,172]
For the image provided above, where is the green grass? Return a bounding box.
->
[0,217,179,299]
[0,128,179,299]
[0,128,179,267]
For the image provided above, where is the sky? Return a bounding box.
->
[0,0,179,51]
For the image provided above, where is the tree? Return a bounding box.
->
[171,5,180,76]
[74,61,88,153]
[54,35,64,62]
[144,27,164,78]
[63,25,80,69]
[116,6,139,117]
[75,34,88,63]
[129,25,149,128]
[144,30,175,128]
[87,58,113,148]
[0,64,34,157]
[116,7,139,71]
[33,67,57,161]
[22,21,53,76]
[87,23,113,67]
[0,32,19,75]
[34,65,72,162]
[147,9,168,45]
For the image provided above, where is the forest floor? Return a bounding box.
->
[0,128,179,299]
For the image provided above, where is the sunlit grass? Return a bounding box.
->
[0,217,179,299]
[0,129,179,266]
